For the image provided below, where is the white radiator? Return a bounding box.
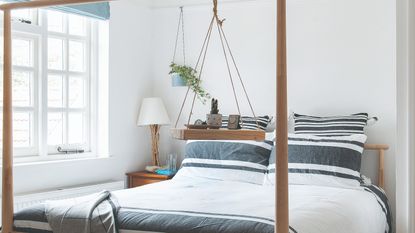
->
[13,180,125,212]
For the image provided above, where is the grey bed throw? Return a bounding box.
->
[45,190,117,233]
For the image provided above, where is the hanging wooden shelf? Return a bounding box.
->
[171,128,265,141]
[171,0,264,142]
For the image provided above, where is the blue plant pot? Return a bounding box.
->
[171,73,187,87]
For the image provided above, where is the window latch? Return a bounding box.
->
[57,146,85,154]
[16,18,32,24]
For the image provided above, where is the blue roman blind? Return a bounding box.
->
[4,0,110,20]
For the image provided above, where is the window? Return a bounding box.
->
[0,8,109,162]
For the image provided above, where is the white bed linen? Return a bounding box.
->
[111,176,388,233]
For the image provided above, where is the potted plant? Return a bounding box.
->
[206,98,222,129]
[169,62,211,104]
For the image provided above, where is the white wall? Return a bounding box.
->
[151,0,397,223]
[8,0,154,194]
[3,0,398,229]
[396,0,415,232]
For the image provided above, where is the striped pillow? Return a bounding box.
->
[176,140,273,184]
[293,113,369,136]
[221,115,271,131]
[265,134,367,187]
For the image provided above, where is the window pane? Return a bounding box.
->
[48,75,64,108]
[13,71,32,107]
[69,41,85,72]
[14,112,32,147]
[48,38,64,70]
[68,14,86,36]
[0,71,33,107]
[13,38,33,67]
[47,10,64,33]
[69,77,84,108]
[68,112,84,144]
[0,112,32,148]
[48,112,64,145]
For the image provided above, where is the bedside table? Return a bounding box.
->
[126,171,174,188]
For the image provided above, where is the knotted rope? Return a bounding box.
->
[175,0,259,130]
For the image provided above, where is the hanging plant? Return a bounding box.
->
[169,62,211,104]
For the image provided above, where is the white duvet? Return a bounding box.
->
[112,176,389,233]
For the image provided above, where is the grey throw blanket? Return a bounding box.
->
[45,191,117,233]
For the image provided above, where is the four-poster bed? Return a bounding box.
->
[0,1,391,233]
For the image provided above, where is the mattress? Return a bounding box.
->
[13,176,391,233]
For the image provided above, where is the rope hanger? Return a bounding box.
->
[174,0,259,129]
[172,6,186,65]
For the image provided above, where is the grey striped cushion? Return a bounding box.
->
[266,134,367,187]
[221,115,271,131]
[294,113,369,136]
[176,140,273,184]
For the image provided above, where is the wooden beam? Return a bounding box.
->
[0,0,114,11]
[378,149,385,188]
[171,128,266,141]
[2,9,13,233]
[276,0,288,232]
[363,144,389,189]
[364,144,389,150]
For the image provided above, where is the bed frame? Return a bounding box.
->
[0,1,390,233]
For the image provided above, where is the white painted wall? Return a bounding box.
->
[396,0,415,232]
[151,0,397,224]
[8,0,154,194]
[2,0,400,230]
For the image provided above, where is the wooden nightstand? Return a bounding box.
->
[126,171,174,188]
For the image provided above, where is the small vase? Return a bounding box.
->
[206,114,222,129]
[171,73,187,87]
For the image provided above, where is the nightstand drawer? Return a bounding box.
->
[130,177,168,187]
[126,171,174,188]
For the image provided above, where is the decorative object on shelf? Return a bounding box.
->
[169,63,211,104]
[227,115,241,130]
[206,98,222,129]
[137,97,171,167]
[186,119,208,129]
[171,0,264,141]
[195,119,205,125]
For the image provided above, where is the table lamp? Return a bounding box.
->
[137,97,170,167]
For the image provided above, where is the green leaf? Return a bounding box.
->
[169,62,211,104]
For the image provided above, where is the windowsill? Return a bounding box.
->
[10,154,114,168]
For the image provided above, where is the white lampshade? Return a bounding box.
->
[137,97,171,126]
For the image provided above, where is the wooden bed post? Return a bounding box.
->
[276,0,288,232]
[0,2,112,232]
[2,9,13,233]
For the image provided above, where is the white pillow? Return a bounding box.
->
[265,134,367,188]
[175,140,273,185]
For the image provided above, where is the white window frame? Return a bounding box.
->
[0,8,106,163]
[42,11,92,156]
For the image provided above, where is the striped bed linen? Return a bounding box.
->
[266,134,367,188]
[293,113,369,136]
[221,115,271,130]
[179,140,273,184]
[13,177,391,233]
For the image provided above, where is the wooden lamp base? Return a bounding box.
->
[149,124,161,167]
